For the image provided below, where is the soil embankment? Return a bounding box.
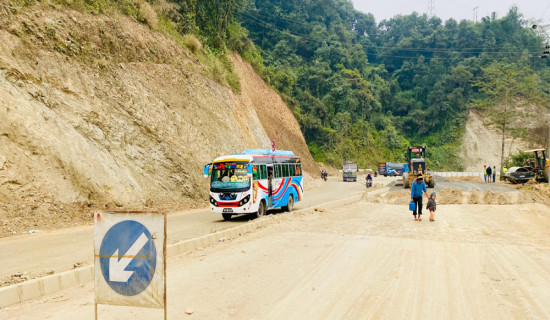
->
[461,108,550,172]
[0,3,316,236]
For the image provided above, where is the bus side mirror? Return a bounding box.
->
[247,163,253,176]
[203,163,212,178]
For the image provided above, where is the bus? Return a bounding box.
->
[378,162,387,176]
[204,149,303,221]
[386,162,405,176]
[343,161,358,182]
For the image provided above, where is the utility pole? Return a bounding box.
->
[473,6,479,23]
[427,0,436,18]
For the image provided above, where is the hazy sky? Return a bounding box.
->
[352,0,550,24]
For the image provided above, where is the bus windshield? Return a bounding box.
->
[210,162,251,191]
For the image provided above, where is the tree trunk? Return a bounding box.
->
[500,92,508,181]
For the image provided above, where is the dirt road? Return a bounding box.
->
[3,189,550,319]
[0,176,375,284]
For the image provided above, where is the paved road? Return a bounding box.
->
[4,200,550,319]
[1,176,384,281]
[389,176,517,193]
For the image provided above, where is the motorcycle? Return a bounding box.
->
[321,171,327,181]
[366,180,372,188]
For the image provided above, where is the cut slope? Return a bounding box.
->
[0,4,316,236]
[461,111,530,171]
[229,54,317,174]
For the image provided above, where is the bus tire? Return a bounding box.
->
[283,195,294,212]
[254,200,266,218]
[222,213,232,221]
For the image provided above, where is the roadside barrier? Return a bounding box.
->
[432,171,500,178]
[0,192,372,308]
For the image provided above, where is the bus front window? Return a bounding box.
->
[211,162,251,191]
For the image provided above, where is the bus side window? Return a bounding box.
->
[275,164,280,178]
[296,164,302,176]
[260,165,267,180]
[283,164,289,177]
[252,165,260,180]
[290,164,296,176]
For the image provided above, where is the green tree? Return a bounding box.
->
[473,62,543,178]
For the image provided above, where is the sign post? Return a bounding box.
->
[94,211,167,319]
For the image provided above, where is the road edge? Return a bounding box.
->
[0,192,373,309]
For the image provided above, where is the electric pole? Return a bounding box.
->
[473,6,479,23]
[427,0,436,18]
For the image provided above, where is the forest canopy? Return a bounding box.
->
[165,0,549,170]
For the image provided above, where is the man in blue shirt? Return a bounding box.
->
[410,176,428,221]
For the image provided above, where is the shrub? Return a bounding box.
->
[138,1,158,29]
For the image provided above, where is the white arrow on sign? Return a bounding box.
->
[109,233,149,282]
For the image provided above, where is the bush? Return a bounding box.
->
[138,1,158,29]
[182,34,202,53]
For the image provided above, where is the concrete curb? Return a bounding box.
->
[0,193,364,309]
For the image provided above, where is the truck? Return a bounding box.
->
[403,146,435,189]
[342,161,358,182]
[378,163,387,176]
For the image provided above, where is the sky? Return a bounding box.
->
[352,0,550,24]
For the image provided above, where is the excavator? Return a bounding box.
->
[523,149,549,183]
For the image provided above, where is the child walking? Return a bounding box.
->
[427,192,437,222]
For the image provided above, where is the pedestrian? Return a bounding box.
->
[483,165,487,183]
[410,176,429,221]
[486,165,492,184]
[493,166,496,183]
[426,192,437,222]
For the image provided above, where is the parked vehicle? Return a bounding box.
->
[385,162,405,176]
[503,166,535,184]
[523,149,549,183]
[378,162,386,176]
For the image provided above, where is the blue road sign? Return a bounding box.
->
[99,220,157,296]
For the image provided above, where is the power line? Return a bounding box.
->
[540,1,550,22]
[238,11,543,59]
[240,11,542,52]
[427,0,436,18]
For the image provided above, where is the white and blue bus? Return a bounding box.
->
[204,149,303,221]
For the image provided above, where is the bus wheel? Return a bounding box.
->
[283,195,294,212]
[222,213,232,221]
[255,201,266,218]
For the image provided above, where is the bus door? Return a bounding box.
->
[267,164,273,208]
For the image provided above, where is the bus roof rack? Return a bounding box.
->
[236,149,295,157]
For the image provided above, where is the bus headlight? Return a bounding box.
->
[239,195,250,207]
[209,196,218,207]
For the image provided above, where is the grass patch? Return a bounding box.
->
[157,16,240,92]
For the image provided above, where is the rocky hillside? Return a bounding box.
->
[0,2,316,236]
[461,106,550,172]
